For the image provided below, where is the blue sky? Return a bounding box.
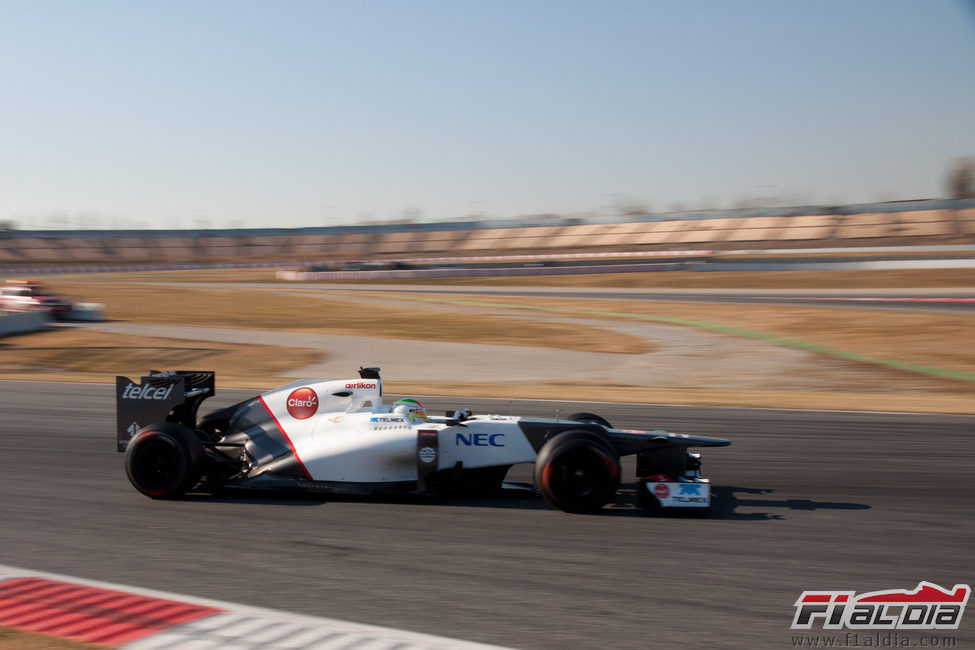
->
[1,0,973,230]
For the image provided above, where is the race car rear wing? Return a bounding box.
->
[116,370,215,451]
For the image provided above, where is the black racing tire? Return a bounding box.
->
[567,412,614,429]
[534,430,621,513]
[124,422,204,499]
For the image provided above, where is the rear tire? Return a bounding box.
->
[534,430,621,513]
[567,412,613,429]
[124,423,204,499]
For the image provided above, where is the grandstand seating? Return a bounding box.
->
[959,208,975,235]
[0,204,972,268]
[776,215,837,241]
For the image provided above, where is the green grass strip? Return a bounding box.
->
[385,293,975,383]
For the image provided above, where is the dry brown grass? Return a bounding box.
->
[45,266,975,289]
[47,281,649,355]
[7,268,975,413]
[0,628,107,650]
[0,329,322,386]
[4,328,975,412]
[380,293,975,374]
[382,382,975,414]
[45,269,279,283]
[267,267,975,289]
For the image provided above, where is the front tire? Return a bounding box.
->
[534,431,621,513]
[124,423,204,499]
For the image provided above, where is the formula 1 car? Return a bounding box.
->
[1,280,72,318]
[115,368,730,513]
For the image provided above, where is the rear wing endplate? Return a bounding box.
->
[116,370,215,451]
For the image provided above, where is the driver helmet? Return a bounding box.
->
[392,398,427,421]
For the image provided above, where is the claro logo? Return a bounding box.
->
[286,387,319,419]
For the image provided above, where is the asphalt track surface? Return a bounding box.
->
[2,381,974,649]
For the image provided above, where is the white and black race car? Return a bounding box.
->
[116,368,730,513]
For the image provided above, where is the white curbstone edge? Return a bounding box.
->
[0,564,512,650]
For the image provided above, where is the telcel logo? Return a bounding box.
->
[456,433,504,447]
[122,383,175,400]
[286,387,319,419]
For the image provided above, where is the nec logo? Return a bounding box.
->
[456,433,504,447]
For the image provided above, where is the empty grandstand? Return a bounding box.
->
[1,200,973,271]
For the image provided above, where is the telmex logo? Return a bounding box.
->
[345,382,376,389]
[792,582,970,630]
[370,416,404,424]
[286,387,319,419]
[121,383,175,400]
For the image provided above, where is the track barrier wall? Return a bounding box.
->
[0,311,48,336]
